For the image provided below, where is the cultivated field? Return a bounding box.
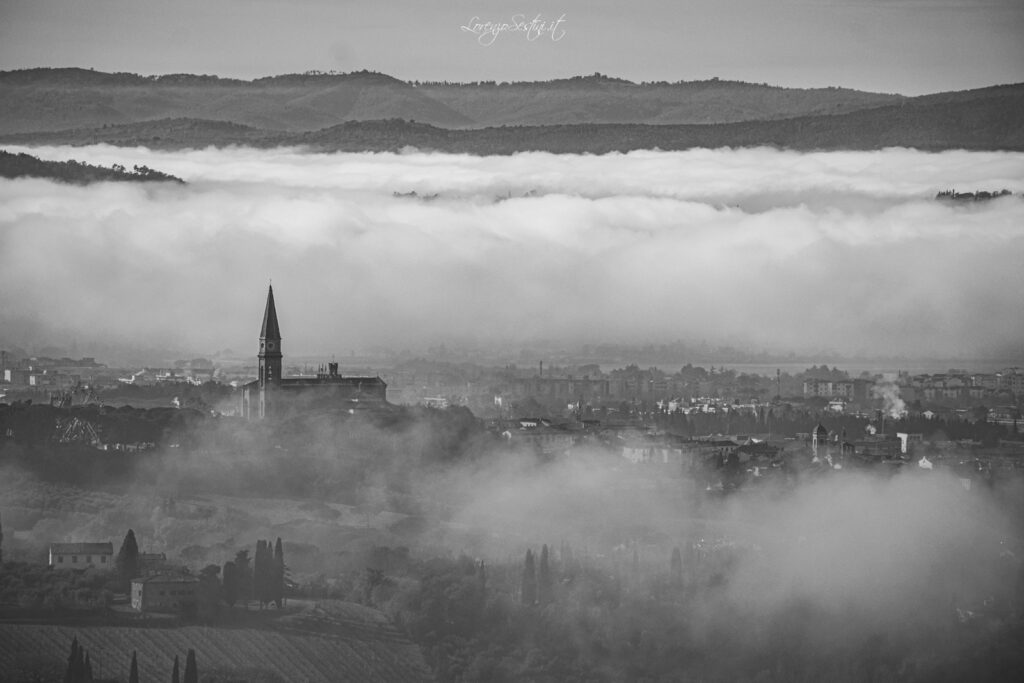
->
[0,600,434,682]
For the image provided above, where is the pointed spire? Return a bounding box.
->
[260,284,281,341]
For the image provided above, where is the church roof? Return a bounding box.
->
[260,284,281,340]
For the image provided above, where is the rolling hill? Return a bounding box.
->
[0,68,906,134]
[3,84,1021,153]
[1,69,1020,153]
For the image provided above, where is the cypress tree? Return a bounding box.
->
[273,537,285,609]
[63,637,80,683]
[521,549,536,605]
[254,540,268,608]
[671,546,683,586]
[183,648,198,683]
[75,645,85,682]
[477,559,487,594]
[538,544,553,605]
[128,651,139,683]
[116,529,140,584]
[84,650,93,682]
[235,549,252,608]
[222,561,237,607]
[171,654,180,683]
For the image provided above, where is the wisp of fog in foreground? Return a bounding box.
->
[1,145,1022,360]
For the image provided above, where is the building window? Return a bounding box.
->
[87,555,92,563]
[58,556,64,563]
[72,556,78,563]
[101,556,107,563]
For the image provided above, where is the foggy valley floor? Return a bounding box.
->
[2,422,1024,682]
[1,144,1023,681]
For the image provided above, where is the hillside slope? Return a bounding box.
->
[0,68,906,133]
[4,85,1020,153]
[415,75,904,126]
[0,601,433,683]
[0,149,184,184]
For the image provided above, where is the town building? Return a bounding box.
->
[130,573,200,612]
[501,419,577,457]
[138,552,170,575]
[510,375,610,403]
[240,285,388,419]
[49,542,113,569]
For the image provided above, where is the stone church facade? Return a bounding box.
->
[240,285,387,419]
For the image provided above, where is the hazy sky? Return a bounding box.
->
[1,145,1023,362]
[0,0,1021,94]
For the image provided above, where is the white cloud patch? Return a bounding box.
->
[1,145,1022,361]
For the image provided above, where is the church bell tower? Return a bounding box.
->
[258,284,282,417]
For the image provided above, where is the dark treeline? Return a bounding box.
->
[0,150,184,184]
[340,534,1024,682]
[0,401,490,503]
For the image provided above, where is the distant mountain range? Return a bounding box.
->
[0,68,1021,152]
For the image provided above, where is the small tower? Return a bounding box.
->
[258,285,283,418]
[811,423,828,463]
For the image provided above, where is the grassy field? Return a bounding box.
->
[0,600,433,682]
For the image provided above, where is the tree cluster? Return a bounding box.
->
[254,538,285,609]
[63,636,93,682]
[223,538,286,609]
[0,150,184,184]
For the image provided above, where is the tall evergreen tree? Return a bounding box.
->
[183,648,198,683]
[477,559,487,595]
[171,654,180,683]
[254,540,269,608]
[521,549,536,605]
[76,646,86,682]
[84,651,93,682]
[222,560,237,607]
[63,637,80,683]
[234,549,252,608]
[273,537,285,609]
[116,529,140,584]
[671,546,683,586]
[538,544,553,605]
[128,651,139,683]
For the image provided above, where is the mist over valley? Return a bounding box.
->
[1,64,1024,683]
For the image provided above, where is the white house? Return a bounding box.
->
[49,542,114,569]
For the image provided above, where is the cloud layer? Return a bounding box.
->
[1,145,1022,362]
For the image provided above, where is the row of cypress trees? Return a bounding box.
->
[222,537,286,608]
[64,638,197,683]
[62,637,92,682]
[519,542,697,605]
[254,538,285,608]
[520,544,554,606]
